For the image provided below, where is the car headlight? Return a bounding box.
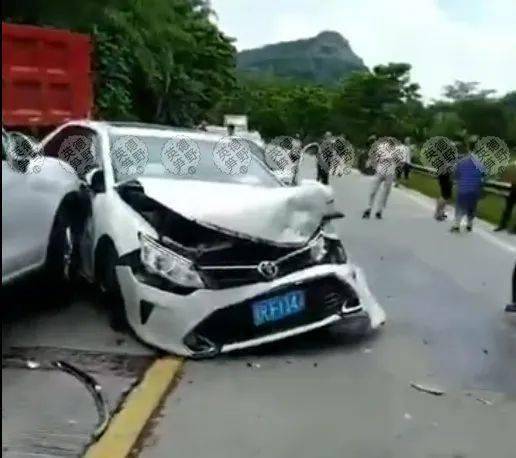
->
[139,233,204,288]
[310,234,327,262]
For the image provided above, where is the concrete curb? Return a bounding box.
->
[84,356,184,458]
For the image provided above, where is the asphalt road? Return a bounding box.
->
[139,160,516,458]
[2,286,155,457]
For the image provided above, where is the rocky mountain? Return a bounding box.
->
[236,31,367,84]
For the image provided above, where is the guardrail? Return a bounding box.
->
[409,163,511,197]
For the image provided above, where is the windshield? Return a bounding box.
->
[108,133,281,187]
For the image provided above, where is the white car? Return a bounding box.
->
[40,121,386,357]
[2,129,82,286]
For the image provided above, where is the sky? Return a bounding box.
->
[210,0,516,101]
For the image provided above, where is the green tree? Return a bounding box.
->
[443,80,496,101]
[331,63,422,144]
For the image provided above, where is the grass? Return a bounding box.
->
[403,170,514,227]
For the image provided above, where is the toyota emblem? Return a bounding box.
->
[257,260,279,280]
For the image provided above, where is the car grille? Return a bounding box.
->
[200,249,315,289]
[187,276,360,348]
[197,237,344,289]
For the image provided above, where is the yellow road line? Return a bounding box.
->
[84,356,184,458]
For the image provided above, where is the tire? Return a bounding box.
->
[98,244,128,332]
[44,208,78,304]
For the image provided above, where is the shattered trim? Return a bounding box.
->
[53,361,110,439]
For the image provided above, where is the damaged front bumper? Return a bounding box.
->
[116,263,386,358]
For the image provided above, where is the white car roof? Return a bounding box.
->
[57,120,230,142]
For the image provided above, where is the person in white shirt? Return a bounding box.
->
[395,137,412,185]
[363,138,401,219]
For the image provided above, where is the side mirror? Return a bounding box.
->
[6,132,38,174]
[85,168,105,193]
[301,143,320,157]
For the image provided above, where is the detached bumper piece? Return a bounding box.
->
[184,276,362,356]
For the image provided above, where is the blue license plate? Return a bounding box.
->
[252,290,306,327]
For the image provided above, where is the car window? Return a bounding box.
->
[108,133,281,188]
[44,126,101,179]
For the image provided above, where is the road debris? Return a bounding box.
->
[313,362,318,367]
[53,361,109,439]
[26,359,40,369]
[362,348,372,354]
[410,382,445,396]
[482,348,489,355]
[246,362,261,369]
[403,413,412,420]
[476,397,494,406]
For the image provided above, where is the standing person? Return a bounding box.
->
[317,131,332,185]
[362,138,398,219]
[435,163,454,221]
[450,148,485,233]
[227,124,235,137]
[394,137,412,186]
[402,137,413,180]
[291,133,302,163]
[494,160,516,233]
[505,262,516,312]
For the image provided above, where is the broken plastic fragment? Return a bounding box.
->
[410,382,445,396]
[26,359,40,369]
[476,397,493,406]
[404,413,412,420]
[362,348,372,354]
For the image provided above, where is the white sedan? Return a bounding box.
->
[39,121,386,357]
[2,129,82,287]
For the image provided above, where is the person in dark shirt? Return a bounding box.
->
[495,184,516,233]
[316,132,332,185]
[505,262,516,312]
[494,161,516,233]
[435,166,453,221]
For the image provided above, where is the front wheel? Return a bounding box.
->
[44,208,78,304]
[99,244,128,332]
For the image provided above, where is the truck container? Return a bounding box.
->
[2,23,92,133]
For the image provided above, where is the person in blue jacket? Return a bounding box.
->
[450,149,486,233]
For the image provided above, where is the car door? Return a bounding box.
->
[1,158,43,280]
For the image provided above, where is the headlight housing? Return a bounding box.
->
[139,233,204,289]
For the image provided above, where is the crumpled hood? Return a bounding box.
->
[136,178,336,245]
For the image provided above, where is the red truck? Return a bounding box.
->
[2,23,93,136]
